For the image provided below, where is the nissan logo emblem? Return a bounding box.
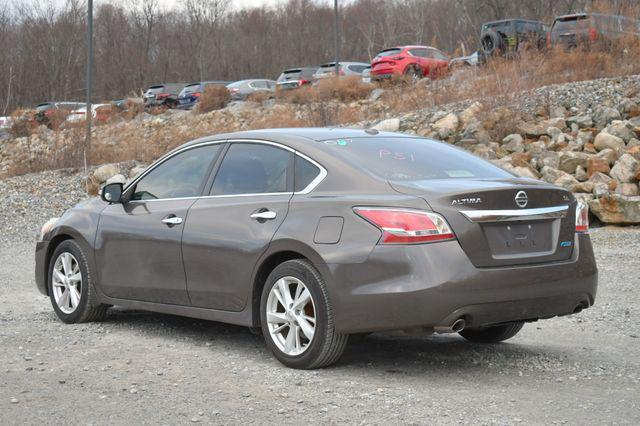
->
[515,191,528,208]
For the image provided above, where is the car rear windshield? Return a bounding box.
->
[321,137,512,181]
[376,48,402,57]
[552,15,589,32]
[181,84,201,95]
[278,70,302,82]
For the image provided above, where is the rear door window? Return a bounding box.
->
[211,143,293,195]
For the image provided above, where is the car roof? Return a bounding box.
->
[180,128,414,153]
[484,19,545,25]
[282,67,318,72]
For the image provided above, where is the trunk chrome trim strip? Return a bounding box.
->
[460,205,569,223]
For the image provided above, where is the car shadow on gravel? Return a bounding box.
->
[89,308,564,373]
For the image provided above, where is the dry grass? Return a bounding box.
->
[195,85,231,113]
[381,36,640,116]
[246,91,274,103]
[8,109,38,137]
[276,76,373,105]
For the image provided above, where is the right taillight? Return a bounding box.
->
[576,201,589,233]
[354,207,456,244]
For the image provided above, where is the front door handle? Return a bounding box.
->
[250,210,276,221]
[161,216,183,225]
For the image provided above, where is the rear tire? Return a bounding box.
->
[459,321,524,343]
[48,240,108,324]
[260,259,348,369]
[404,66,422,83]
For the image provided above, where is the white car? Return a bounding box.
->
[66,104,110,123]
[0,116,11,129]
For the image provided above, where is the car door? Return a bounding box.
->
[95,143,223,304]
[182,141,294,311]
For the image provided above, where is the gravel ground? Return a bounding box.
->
[1,171,639,424]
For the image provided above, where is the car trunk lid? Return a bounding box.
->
[391,178,576,267]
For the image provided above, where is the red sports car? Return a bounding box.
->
[370,45,450,82]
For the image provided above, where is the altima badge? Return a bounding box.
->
[515,191,528,208]
[452,197,482,206]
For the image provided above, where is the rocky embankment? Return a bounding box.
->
[366,76,640,224]
[2,75,640,224]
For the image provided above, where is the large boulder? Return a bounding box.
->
[554,173,580,190]
[594,131,625,151]
[589,194,640,224]
[605,120,636,143]
[105,174,127,185]
[616,183,639,196]
[566,115,593,129]
[433,113,459,138]
[502,134,525,153]
[596,148,619,165]
[459,102,482,127]
[93,163,120,183]
[372,118,400,132]
[593,106,621,128]
[517,122,547,138]
[609,153,640,183]
[558,151,591,173]
[587,157,610,177]
[541,166,567,184]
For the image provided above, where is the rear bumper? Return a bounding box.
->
[325,233,597,334]
[35,240,49,296]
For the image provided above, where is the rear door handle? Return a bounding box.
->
[161,216,183,225]
[250,210,276,220]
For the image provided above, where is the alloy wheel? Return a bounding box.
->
[51,252,82,314]
[266,276,316,356]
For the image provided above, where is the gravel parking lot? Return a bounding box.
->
[1,224,639,424]
[0,168,639,424]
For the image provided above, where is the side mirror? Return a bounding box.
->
[101,182,123,204]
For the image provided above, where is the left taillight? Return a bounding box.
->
[576,201,589,233]
[354,207,455,244]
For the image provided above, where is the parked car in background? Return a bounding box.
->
[176,81,232,110]
[66,104,112,124]
[370,46,450,82]
[548,13,640,48]
[480,19,549,58]
[276,67,318,90]
[361,66,371,84]
[0,116,11,129]
[449,50,481,69]
[312,62,370,82]
[35,102,85,128]
[143,83,187,109]
[36,128,597,369]
[226,79,276,101]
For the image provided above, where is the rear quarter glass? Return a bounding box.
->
[317,137,512,181]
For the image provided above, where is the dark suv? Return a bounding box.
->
[549,13,640,48]
[480,19,549,58]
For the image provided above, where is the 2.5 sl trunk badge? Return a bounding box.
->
[515,191,528,208]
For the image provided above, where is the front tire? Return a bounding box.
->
[260,259,348,369]
[459,321,524,343]
[48,240,107,324]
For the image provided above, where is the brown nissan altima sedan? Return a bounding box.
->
[35,128,597,369]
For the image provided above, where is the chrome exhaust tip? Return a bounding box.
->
[434,318,466,334]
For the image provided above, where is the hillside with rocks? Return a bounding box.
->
[1,74,640,225]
